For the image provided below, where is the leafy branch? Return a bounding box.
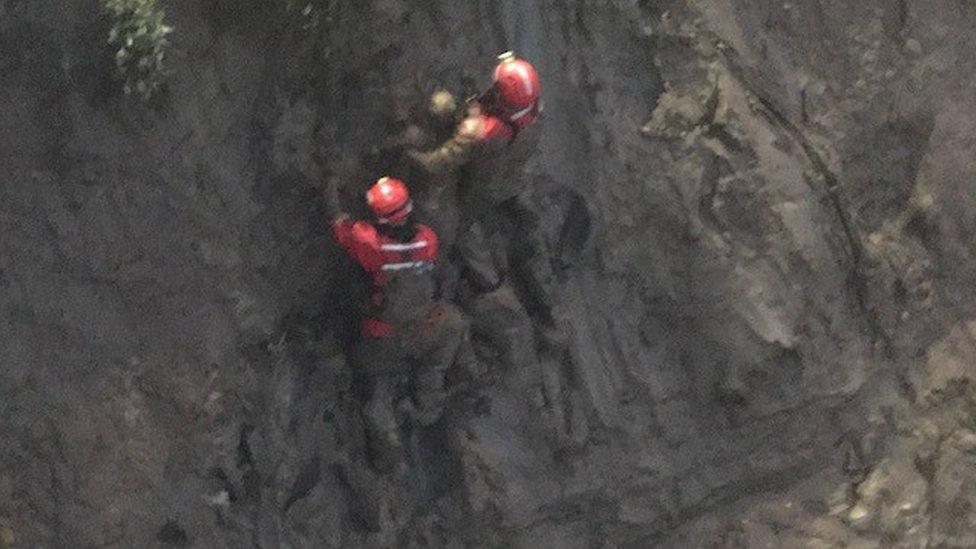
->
[103,0,173,100]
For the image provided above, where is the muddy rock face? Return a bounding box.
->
[2,0,975,547]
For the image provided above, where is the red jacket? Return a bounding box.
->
[462,106,541,207]
[331,219,439,338]
[478,105,539,144]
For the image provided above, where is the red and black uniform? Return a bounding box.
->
[328,190,474,471]
[331,219,439,339]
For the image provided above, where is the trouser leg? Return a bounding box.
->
[354,338,407,472]
[498,192,575,358]
[410,305,470,425]
[332,456,388,531]
[363,376,406,473]
[456,220,503,292]
[450,311,483,383]
[500,192,558,326]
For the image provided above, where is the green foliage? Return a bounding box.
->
[103,0,173,100]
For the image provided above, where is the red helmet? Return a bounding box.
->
[366,177,412,224]
[492,51,541,111]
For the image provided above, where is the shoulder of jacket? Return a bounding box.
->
[350,220,379,241]
[416,224,439,243]
[482,115,515,143]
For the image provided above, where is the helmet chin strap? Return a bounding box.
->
[376,200,413,225]
[509,103,534,123]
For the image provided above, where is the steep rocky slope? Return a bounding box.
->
[1,0,975,547]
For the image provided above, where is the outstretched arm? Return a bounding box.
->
[406,115,486,176]
[324,177,349,225]
[325,180,384,270]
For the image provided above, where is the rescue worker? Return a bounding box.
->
[407,52,563,348]
[326,175,473,472]
[407,51,542,209]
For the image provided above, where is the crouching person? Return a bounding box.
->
[326,176,472,473]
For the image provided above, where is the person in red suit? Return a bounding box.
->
[327,176,472,472]
[409,52,565,353]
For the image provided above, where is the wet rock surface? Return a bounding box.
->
[2,0,976,547]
